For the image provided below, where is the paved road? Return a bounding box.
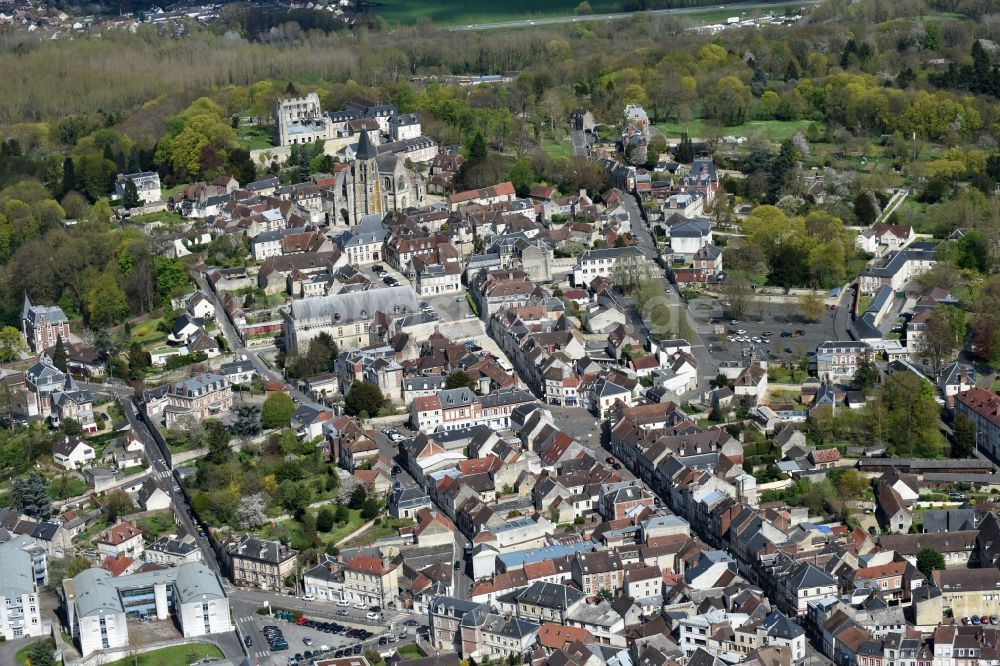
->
[194,274,311,405]
[447,0,823,31]
[569,128,589,158]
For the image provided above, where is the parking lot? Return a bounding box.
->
[239,607,420,666]
[688,297,841,368]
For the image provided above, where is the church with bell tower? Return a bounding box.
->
[332,130,425,227]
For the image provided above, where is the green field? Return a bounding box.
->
[373,0,619,26]
[104,644,224,666]
[655,119,814,141]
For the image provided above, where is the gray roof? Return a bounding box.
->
[516,581,583,610]
[787,562,836,589]
[0,537,35,599]
[577,246,645,263]
[70,562,224,618]
[225,533,298,564]
[288,285,419,324]
[356,129,378,160]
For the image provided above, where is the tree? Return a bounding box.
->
[103,489,135,522]
[952,412,976,458]
[26,640,57,666]
[575,0,593,14]
[834,469,869,499]
[348,484,367,509]
[704,76,752,126]
[232,404,262,438]
[345,381,385,418]
[67,554,92,578]
[61,157,76,197]
[467,132,487,165]
[317,507,335,532]
[51,333,68,372]
[924,306,963,373]
[235,493,268,530]
[127,341,148,379]
[723,272,754,320]
[798,293,825,322]
[12,471,52,519]
[674,133,695,163]
[0,325,26,362]
[261,392,296,430]
[874,371,944,457]
[361,497,381,520]
[852,351,879,392]
[204,420,232,464]
[335,504,350,524]
[854,192,879,225]
[445,371,476,391]
[122,178,141,209]
[916,547,946,578]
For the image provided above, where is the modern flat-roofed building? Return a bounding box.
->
[0,537,46,641]
[63,563,230,657]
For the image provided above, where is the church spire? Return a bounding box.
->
[355,129,378,161]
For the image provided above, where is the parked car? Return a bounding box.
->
[336,599,349,607]
[353,645,363,655]
[302,594,315,601]
[244,636,253,647]
[303,637,314,646]
[366,611,380,621]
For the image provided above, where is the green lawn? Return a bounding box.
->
[540,134,575,159]
[397,644,426,659]
[344,518,414,546]
[132,316,168,345]
[260,507,368,547]
[48,475,88,500]
[128,210,185,226]
[103,643,223,666]
[237,125,274,151]
[136,510,177,538]
[375,0,618,25]
[656,118,814,142]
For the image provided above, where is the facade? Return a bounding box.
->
[63,563,230,658]
[145,534,203,567]
[282,286,419,355]
[96,522,144,560]
[330,131,424,227]
[0,538,45,641]
[276,93,333,147]
[147,374,232,426]
[816,341,871,381]
[224,534,298,591]
[52,435,95,470]
[573,246,646,287]
[342,554,400,609]
[115,171,161,205]
[954,388,1000,465]
[21,296,71,353]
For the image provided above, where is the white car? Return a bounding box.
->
[737,329,746,335]
[302,594,316,602]
[337,599,349,607]
[354,602,366,609]
[366,611,380,621]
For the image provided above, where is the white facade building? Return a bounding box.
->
[0,538,46,641]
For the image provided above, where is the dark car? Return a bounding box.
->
[454,560,461,570]
[353,645,364,655]
[244,636,253,647]
[379,637,389,646]
[335,649,345,658]
[373,265,385,273]
[346,628,361,638]
[405,619,419,627]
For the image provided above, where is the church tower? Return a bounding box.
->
[352,130,383,224]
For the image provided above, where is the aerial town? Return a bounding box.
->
[2,2,1000,666]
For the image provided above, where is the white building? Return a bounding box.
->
[573,246,646,287]
[64,563,230,658]
[115,172,161,205]
[389,113,422,141]
[52,435,95,470]
[0,538,46,641]
[276,93,333,147]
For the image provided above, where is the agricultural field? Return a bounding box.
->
[373,0,619,26]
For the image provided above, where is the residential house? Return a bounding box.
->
[224,534,298,591]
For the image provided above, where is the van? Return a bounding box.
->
[336,599,349,607]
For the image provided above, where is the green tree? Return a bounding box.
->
[127,341,148,379]
[874,371,944,458]
[344,381,385,418]
[204,420,232,464]
[445,371,477,391]
[61,157,76,196]
[232,404,262,438]
[0,325,26,362]
[952,412,977,458]
[26,639,57,666]
[361,497,381,520]
[852,351,879,392]
[67,554,92,578]
[705,76,752,126]
[317,507,335,532]
[916,547,946,578]
[122,178,141,209]
[334,504,350,524]
[467,132,487,165]
[348,484,367,509]
[86,273,129,327]
[51,333,68,372]
[575,0,593,14]
[103,489,135,522]
[798,293,825,322]
[924,306,963,373]
[12,471,52,519]
[261,392,296,430]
